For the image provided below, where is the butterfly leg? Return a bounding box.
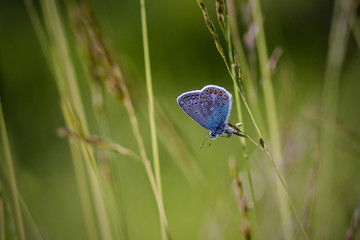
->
[199,135,209,149]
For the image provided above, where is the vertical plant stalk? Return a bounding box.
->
[25,4,99,239]
[36,0,116,239]
[221,1,259,238]
[139,1,166,239]
[196,0,263,140]
[0,193,5,240]
[62,101,114,240]
[316,0,354,238]
[114,66,172,240]
[64,2,171,238]
[301,137,320,234]
[249,0,293,238]
[226,0,259,109]
[229,158,251,240]
[0,101,26,240]
[196,1,308,238]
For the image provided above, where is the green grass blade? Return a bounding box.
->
[139,1,167,239]
[316,0,355,238]
[0,101,26,240]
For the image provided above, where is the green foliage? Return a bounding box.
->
[0,0,360,239]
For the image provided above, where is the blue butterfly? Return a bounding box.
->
[177,85,245,147]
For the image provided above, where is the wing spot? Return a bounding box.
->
[203,109,207,113]
[219,91,223,96]
[210,90,213,93]
[219,112,222,115]
[202,95,206,99]
[214,90,218,94]
[206,91,209,94]
[208,117,211,120]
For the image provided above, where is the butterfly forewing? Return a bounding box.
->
[177,85,232,132]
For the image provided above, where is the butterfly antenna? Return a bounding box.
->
[200,135,209,149]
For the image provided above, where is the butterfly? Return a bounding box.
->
[177,85,245,147]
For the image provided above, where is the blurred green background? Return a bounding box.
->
[0,0,360,239]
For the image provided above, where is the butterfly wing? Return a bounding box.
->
[177,85,232,132]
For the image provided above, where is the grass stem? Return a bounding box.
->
[139,1,166,239]
[0,101,26,240]
[249,0,294,238]
[316,0,355,238]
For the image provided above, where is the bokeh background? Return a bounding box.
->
[0,0,360,239]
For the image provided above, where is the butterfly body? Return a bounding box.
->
[177,85,233,139]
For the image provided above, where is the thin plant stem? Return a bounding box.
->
[196,1,309,238]
[316,0,355,238]
[249,0,294,238]
[231,126,309,240]
[0,101,26,240]
[197,0,263,140]
[62,100,113,240]
[224,7,259,237]
[114,66,172,240]
[139,1,166,239]
[253,142,309,240]
[37,0,117,238]
[16,195,43,240]
[58,127,140,161]
[229,157,251,239]
[226,0,259,108]
[0,193,4,240]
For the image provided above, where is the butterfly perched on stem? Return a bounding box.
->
[177,85,246,147]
